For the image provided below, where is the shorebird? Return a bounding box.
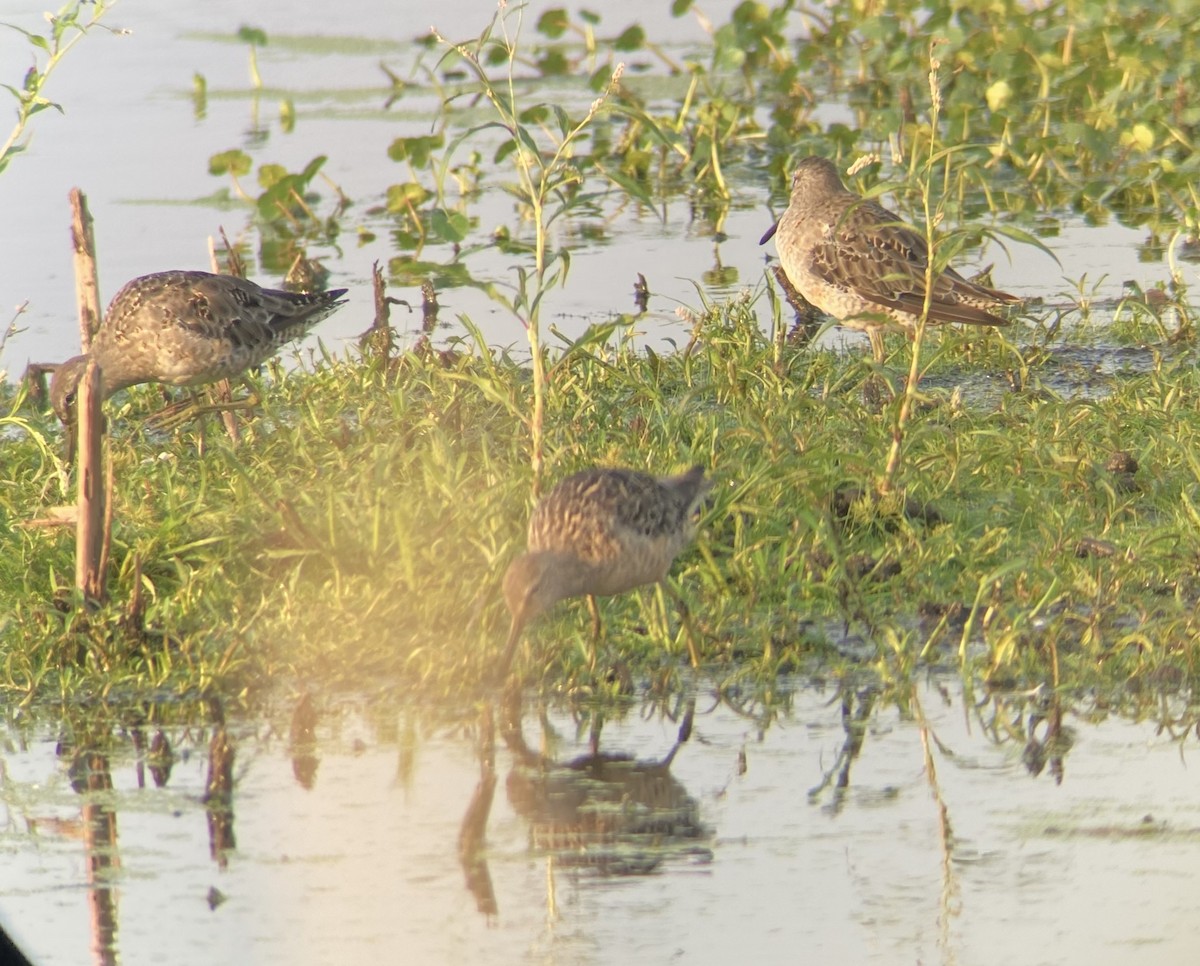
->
[50,270,347,437]
[759,156,1019,361]
[500,465,712,677]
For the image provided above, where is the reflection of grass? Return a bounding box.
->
[5,291,1200,705]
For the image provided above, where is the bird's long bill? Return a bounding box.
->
[496,617,524,683]
[63,417,78,467]
[758,219,780,246]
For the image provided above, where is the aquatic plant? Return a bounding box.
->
[0,1,119,176]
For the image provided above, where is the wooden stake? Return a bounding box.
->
[75,360,105,602]
[69,188,101,349]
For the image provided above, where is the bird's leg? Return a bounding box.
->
[145,376,262,432]
[214,378,241,444]
[868,328,886,364]
[495,617,524,685]
[588,712,603,756]
[585,594,602,671]
[661,580,702,669]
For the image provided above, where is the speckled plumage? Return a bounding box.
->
[49,270,347,423]
[760,156,1019,360]
[500,465,711,674]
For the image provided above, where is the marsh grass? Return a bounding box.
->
[8,1,1200,714]
[4,284,1200,709]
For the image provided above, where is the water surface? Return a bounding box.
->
[2,678,1198,965]
[0,1,1162,380]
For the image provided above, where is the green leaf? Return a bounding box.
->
[390,230,422,251]
[614,25,645,52]
[599,166,659,212]
[257,163,289,190]
[671,0,693,15]
[586,65,612,92]
[536,9,569,38]
[25,99,59,118]
[984,223,1063,268]
[494,139,517,164]
[985,79,1012,112]
[518,105,549,125]
[208,149,252,177]
[1120,123,1154,152]
[256,180,305,218]
[430,209,469,243]
[388,256,475,288]
[386,182,430,212]
[387,133,444,167]
[299,155,327,182]
[537,49,569,76]
[237,25,268,46]
[551,105,572,136]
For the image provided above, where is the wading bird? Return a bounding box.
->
[500,465,712,678]
[50,270,347,450]
[760,156,1018,361]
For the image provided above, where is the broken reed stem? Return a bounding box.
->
[70,188,101,349]
[364,260,396,364]
[420,279,439,334]
[97,454,114,588]
[208,236,242,443]
[75,360,105,602]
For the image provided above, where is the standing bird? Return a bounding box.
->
[50,270,348,436]
[500,465,712,678]
[759,156,1019,361]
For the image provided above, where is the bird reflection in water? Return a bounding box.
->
[458,691,711,917]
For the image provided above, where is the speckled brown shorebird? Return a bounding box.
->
[50,270,347,430]
[500,465,712,677]
[759,156,1019,361]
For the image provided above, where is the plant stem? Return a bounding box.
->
[0,2,116,175]
[881,42,944,494]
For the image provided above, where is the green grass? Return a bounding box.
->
[4,298,1200,707]
[7,0,1200,714]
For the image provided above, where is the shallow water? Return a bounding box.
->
[2,8,1196,961]
[0,1,1175,381]
[2,678,1199,965]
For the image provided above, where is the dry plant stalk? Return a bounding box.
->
[69,188,101,348]
[70,188,109,600]
[360,260,397,364]
[75,360,105,601]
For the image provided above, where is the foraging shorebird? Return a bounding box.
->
[50,270,347,433]
[759,156,1019,361]
[500,465,712,677]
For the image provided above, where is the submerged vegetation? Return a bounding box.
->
[3,0,1200,718]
